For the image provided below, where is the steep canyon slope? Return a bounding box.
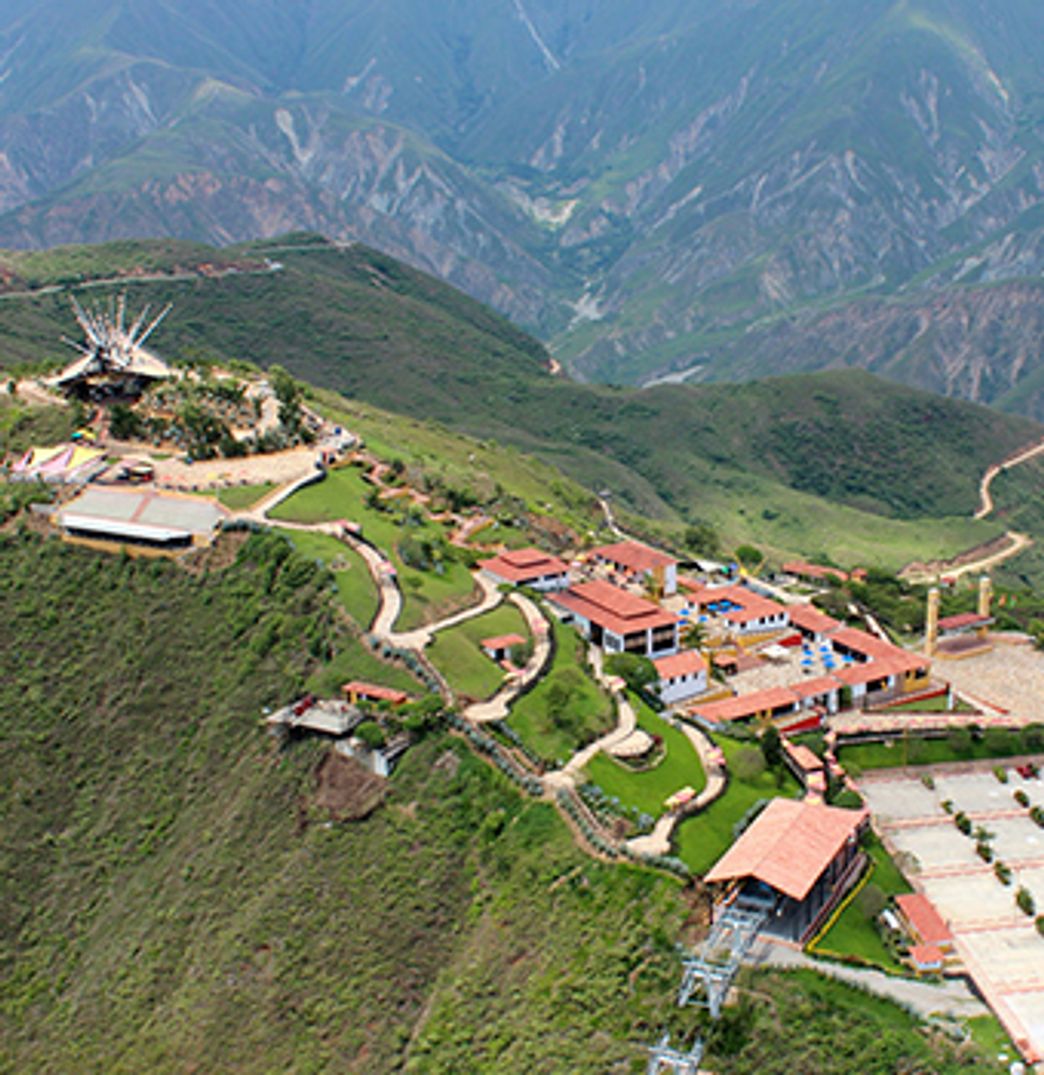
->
[0,2,1041,412]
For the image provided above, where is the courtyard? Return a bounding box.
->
[859,764,1044,1063]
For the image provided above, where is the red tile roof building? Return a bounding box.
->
[479,547,570,590]
[705,798,869,941]
[690,584,790,635]
[895,893,953,949]
[938,611,992,633]
[783,560,850,583]
[591,540,679,595]
[788,603,842,639]
[480,634,527,658]
[552,579,679,658]
[652,649,708,705]
[343,681,410,706]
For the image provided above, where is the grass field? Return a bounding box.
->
[675,735,801,875]
[838,727,1039,772]
[507,618,613,764]
[275,527,379,628]
[305,636,423,698]
[809,835,912,973]
[315,390,601,542]
[426,602,529,700]
[269,465,477,630]
[709,966,995,1074]
[881,694,974,713]
[583,698,706,819]
[216,482,277,510]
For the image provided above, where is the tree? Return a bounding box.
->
[759,726,783,770]
[735,544,761,569]
[681,621,707,651]
[355,721,386,750]
[545,669,584,732]
[270,363,302,435]
[856,882,886,919]
[604,653,658,695]
[108,403,142,441]
[732,748,765,782]
[684,522,720,557]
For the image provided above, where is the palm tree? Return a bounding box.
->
[681,621,707,651]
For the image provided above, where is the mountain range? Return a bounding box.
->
[0,1,1042,414]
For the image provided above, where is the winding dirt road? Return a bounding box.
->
[974,437,1044,520]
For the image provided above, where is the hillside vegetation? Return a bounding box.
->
[0,527,1001,1073]
[2,237,1039,577]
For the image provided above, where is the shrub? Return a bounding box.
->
[994,765,1009,784]
[1022,725,1044,752]
[856,882,886,919]
[953,811,972,836]
[1036,915,1044,938]
[759,726,783,770]
[1016,886,1036,916]
[976,841,993,863]
[733,747,766,782]
[995,861,1012,886]
[984,728,1012,756]
[1014,789,1030,808]
[1031,805,1044,828]
[920,773,935,790]
[355,721,386,749]
[946,725,973,757]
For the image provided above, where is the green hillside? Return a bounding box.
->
[0,525,999,1073]
[3,236,1039,575]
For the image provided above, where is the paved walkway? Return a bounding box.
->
[390,571,502,649]
[544,651,636,790]
[465,593,552,722]
[750,939,988,1019]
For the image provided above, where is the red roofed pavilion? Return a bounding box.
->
[551,579,679,658]
[478,547,570,591]
[704,797,868,941]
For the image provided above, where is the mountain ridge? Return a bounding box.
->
[2,235,1039,580]
[0,1,1042,413]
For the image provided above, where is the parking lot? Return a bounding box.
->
[859,763,1044,1064]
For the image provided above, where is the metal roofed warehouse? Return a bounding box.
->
[57,487,227,552]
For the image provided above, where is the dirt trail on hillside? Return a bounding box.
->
[974,436,1044,519]
[901,529,1032,584]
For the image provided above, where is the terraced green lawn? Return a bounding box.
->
[675,736,801,875]
[809,835,912,973]
[306,637,423,698]
[507,619,613,765]
[427,603,530,701]
[583,698,706,818]
[275,527,379,628]
[838,727,1037,773]
[270,465,477,630]
[216,482,277,510]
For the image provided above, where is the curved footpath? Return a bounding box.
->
[975,436,1044,520]
[465,593,552,722]
[626,723,727,857]
[543,650,637,791]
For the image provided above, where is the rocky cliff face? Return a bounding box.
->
[0,0,1041,413]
